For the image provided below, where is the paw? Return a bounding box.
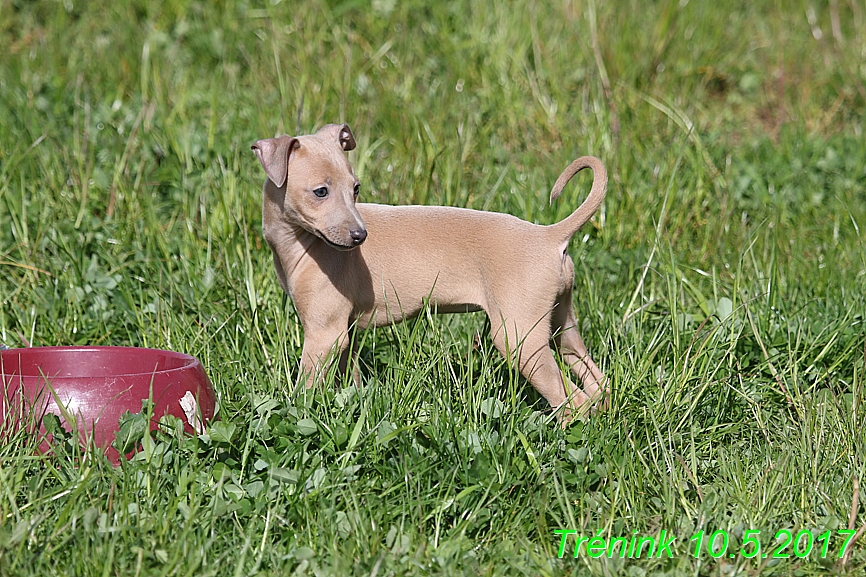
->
[588,386,610,413]
[556,387,609,428]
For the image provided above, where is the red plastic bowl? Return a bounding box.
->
[0,346,216,462]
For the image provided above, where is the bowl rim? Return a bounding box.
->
[0,346,203,379]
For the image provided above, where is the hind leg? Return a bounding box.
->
[488,311,590,421]
[551,293,607,405]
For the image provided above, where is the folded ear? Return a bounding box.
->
[251,135,300,188]
[316,123,356,151]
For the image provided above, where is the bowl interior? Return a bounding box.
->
[1,347,195,379]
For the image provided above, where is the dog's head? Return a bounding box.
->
[252,123,367,250]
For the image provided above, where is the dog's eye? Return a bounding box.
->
[313,186,328,198]
[353,183,360,197]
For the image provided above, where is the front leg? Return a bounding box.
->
[294,286,356,387]
[300,326,353,387]
[337,326,363,386]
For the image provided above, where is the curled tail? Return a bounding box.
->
[548,156,607,242]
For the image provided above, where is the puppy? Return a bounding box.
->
[253,123,607,420]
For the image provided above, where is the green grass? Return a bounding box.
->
[1,0,865,574]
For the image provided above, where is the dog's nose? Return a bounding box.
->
[350,229,368,245]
